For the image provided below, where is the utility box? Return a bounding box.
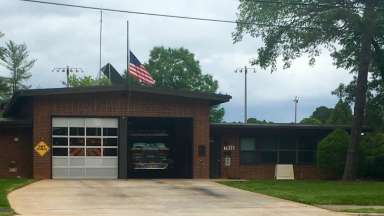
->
[275,164,294,180]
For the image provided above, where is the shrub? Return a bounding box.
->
[359,133,384,179]
[300,117,321,124]
[317,129,350,178]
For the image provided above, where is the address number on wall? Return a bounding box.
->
[223,145,235,151]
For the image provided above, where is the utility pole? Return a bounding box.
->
[52,66,83,87]
[293,96,299,124]
[235,66,256,124]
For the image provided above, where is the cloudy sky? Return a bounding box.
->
[0,0,353,122]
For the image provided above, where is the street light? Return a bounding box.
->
[235,66,256,124]
[293,96,299,123]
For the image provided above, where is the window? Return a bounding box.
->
[298,151,315,164]
[297,135,318,165]
[103,128,117,136]
[240,136,278,165]
[52,138,67,146]
[240,138,255,151]
[86,148,102,156]
[260,151,277,163]
[52,118,118,157]
[104,148,117,156]
[279,151,296,164]
[239,133,319,165]
[240,138,256,164]
[53,148,67,156]
[255,136,277,150]
[70,138,85,146]
[70,148,85,156]
[70,127,85,136]
[52,127,67,136]
[86,128,101,136]
[86,138,101,146]
[103,138,117,146]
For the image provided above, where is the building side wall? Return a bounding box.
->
[0,127,32,178]
[215,129,334,180]
[32,92,210,179]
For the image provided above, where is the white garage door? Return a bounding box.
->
[52,118,118,179]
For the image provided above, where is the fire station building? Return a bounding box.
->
[0,85,338,179]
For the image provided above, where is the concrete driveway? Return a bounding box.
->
[8,180,345,216]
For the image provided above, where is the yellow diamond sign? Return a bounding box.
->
[34,141,50,157]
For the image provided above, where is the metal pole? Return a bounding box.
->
[294,102,297,123]
[99,9,103,79]
[66,66,69,87]
[127,20,130,78]
[244,66,248,124]
[293,96,299,123]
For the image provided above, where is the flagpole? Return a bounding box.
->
[99,9,103,79]
[126,20,130,81]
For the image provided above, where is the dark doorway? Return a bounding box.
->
[210,136,221,178]
[126,117,193,178]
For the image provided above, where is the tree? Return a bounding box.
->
[332,82,356,104]
[328,100,353,125]
[317,129,350,178]
[333,74,384,131]
[0,32,11,102]
[311,106,333,124]
[300,117,321,124]
[0,31,4,59]
[0,77,10,102]
[0,40,36,94]
[247,117,273,124]
[67,74,111,87]
[145,47,225,122]
[234,0,384,180]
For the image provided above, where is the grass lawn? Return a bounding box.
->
[219,180,384,205]
[342,208,384,213]
[0,179,33,216]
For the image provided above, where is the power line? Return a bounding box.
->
[20,0,382,26]
[52,66,83,87]
[19,0,241,24]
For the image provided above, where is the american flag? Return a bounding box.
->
[128,51,155,85]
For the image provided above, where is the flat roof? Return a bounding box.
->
[0,118,32,127]
[210,123,351,130]
[4,85,231,116]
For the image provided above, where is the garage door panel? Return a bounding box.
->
[101,158,118,167]
[52,117,118,179]
[69,157,85,167]
[53,157,67,167]
[69,168,84,177]
[52,118,68,127]
[52,168,68,178]
[85,168,117,178]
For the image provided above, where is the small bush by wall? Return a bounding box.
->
[317,129,350,178]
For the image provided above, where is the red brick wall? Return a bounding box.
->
[216,130,332,180]
[0,126,32,178]
[32,92,211,179]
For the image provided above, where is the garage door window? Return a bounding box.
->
[52,118,118,179]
